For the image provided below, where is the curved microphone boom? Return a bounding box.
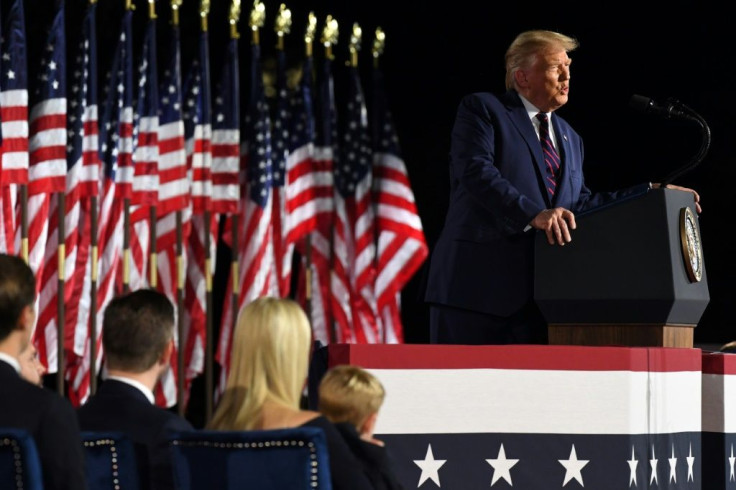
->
[628,94,711,185]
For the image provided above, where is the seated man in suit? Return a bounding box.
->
[0,254,87,490]
[77,288,194,490]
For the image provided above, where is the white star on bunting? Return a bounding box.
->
[414,444,447,487]
[559,444,589,487]
[486,443,519,486]
[627,446,638,487]
[686,443,695,482]
[649,446,659,485]
[668,445,677,483]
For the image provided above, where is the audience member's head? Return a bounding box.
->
[19,342,46,386]
[0,254,36,352]
[102,288,174,378]
[318,364,386,438]
[209,296,312,430]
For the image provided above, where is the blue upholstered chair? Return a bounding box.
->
[169,427,333,490]
[0,428,43,490]
[81,431,140,490]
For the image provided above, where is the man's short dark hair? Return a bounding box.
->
[0,254,36,341]
[102,289,174,372]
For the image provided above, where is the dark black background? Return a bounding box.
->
[18,0,734,351]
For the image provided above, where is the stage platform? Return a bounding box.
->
[312,343,735,489]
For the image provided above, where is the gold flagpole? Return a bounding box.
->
[320,14,338,344]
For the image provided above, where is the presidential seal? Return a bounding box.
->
[679,207,703,283]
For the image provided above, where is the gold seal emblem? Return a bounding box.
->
[679,207,703,282]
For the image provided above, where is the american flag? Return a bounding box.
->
[287,54,322,251]
[288,54,328,343]
[156,23,188,222]
[178,28,216,409]
[271,48,291,298]
[154,18,188,405]
[208,34,240,399]
[27,4,67,370]
[210,37,240,216]
[37,1,103,377]
[331,64,378,343]
[300,54,338,344]
[0,0,28,254]
[62,2,100,402]
[68,11,133,406]
[371,65,427,343]
[127,17,160,292]
[217,42,276,393]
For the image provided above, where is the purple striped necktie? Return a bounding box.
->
[536,112,560,199]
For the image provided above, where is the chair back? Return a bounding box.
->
[81,431,140,490]
[169,427,332,490]
[0,428,43,490]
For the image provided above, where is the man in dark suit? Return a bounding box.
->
[424,30,701,345]
[0,254,87,490]
[77,288,194,490]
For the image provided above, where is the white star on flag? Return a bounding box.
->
[486,443,519,486]
[668,445,677,483]
[729,445,735,481]
[414,444,446,487]
[649,446,659,485]
[559,444,589,487]
[686,443,695,482]
[627,446,638,486]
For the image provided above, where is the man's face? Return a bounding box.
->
[523,47,571,113]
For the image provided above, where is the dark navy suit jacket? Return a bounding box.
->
[425,91,649,317]
[0,359,87,490]
[77,378,194,490]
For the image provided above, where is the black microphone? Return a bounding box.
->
[627,94,711,185]
[628,94,691,120]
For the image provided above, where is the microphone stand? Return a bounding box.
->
[661,99,711,186]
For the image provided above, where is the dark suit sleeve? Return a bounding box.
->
[334,423,405,490]
[449,94,546,235]
[38,396,87,490]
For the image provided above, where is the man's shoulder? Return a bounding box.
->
[458,91,519,115]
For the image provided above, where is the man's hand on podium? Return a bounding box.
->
[652,183,702,214]
[531,207,577,246]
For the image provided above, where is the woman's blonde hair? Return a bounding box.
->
[208,296,312,430]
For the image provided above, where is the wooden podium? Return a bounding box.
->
[534,188,709,348]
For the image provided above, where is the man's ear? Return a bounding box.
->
[359,411,379,438]
[514,69,528,88]
[159,339,174,366]
[19,305,35,332]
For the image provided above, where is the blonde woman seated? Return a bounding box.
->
[208,297,376,490]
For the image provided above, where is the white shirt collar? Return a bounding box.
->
[518,93,550,121]
[105,375,155,404]
[518,93,558,149]
[0,352,21,374]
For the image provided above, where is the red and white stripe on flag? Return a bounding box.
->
[0,89,29,185]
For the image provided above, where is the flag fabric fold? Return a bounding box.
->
[217,41,276,394]
[28,3,67,372]
[331,63,378,343]
[177,27,215,409]
[67,11,133,406]
[0,0,28,255]
[371,65,428,343]
[299,54,338,344]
